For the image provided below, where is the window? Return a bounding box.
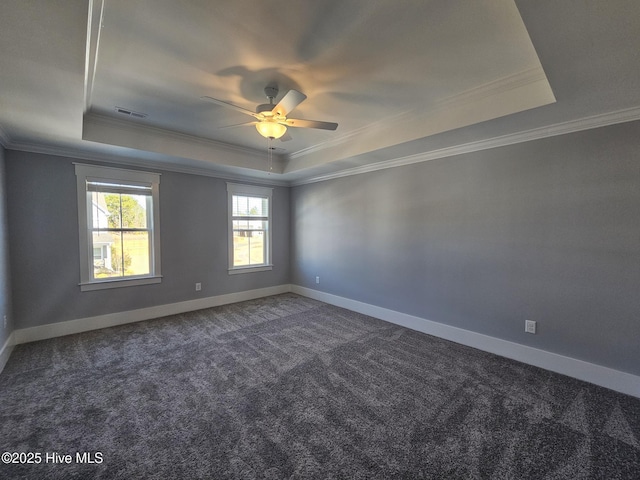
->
[75,164,161,291]
[227,183,273,274]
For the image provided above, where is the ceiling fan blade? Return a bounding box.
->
[285,118,338,130]
[272,90,307,117]
[217,121,258,129]
[201,96,259,118]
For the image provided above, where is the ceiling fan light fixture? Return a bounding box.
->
[203,86,337,141]
[256,120,287,139]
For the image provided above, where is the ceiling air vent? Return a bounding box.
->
[115,106,147,119]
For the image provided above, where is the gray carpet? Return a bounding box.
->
[0,293,638,479]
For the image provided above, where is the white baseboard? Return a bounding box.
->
[0,332,15,375]
[292,285,640,399]
[8,283,639,399]
[13,284,292,345]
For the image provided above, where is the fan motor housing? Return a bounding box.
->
[264,86,279,98]
[256,103,275,115]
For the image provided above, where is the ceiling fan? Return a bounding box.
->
[201,86,338,140]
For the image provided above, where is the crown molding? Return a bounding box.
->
[288,67,550,163]
[82,113,289,178]
[5,140,289,187]
[83,112,267,159]
[437,67,548,109]
[84,0,104,112]
[291,105,640,186]
[5,105,639,188]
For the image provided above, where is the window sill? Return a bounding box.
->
[228,265,273,275]
[79,275,162,292]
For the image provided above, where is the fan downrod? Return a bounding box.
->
[264,86,279,102]
[257,86,280,114]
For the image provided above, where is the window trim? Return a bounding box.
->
[75,163,162,291]
[227,182,273,275]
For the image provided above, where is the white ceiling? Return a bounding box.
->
[1,1,639,184]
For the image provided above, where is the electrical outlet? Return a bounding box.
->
[195,283,202,291]
[315,276,320,284]
[3,315,6,329]
[525,320,537,334]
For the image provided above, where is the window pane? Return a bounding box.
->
[92,231,121,278]
[227,185,271,272]
[232,195,267,217]
[120,194,148,228]
[91,231,150,278]
[249,231,264,264]
[248,197,267,217]
[123,231,150,275]
[104,193,124,229]
[78,164,161,289]
[233,219,248,232]
[248,220,266,230]
[233,230,264,266]
[91,192,114,229]
[232,195,247,216]
[233,231,250,267]
[91,192,149,230]
[90,190,151,279]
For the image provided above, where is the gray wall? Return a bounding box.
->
[0,145,12,346]
[291,121,640,376]
[5,121,640,377]
[6,151,290,329]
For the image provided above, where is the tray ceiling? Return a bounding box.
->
[2,1,639,183]
[83,0,554,176]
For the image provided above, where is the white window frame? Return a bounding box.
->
[75,163,162,291]
[227,183,273,275]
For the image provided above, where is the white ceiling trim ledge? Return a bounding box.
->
[3,140,289,187]
[288,67,549,163]
[284,66,555,174]
[83,113,283,173]
[436,67,550,111]
[291,105,640,186]
[5,104,639,188]
[84,0,105,112]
